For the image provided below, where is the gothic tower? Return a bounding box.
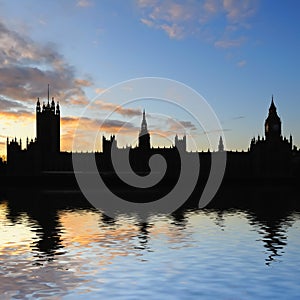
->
[36,85,60,155]
[250,96,292,177]
[264,96,282,141]
[138,110,150,150]
[218,136,224,152]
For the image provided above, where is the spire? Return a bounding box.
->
[140,109,148,134]
[269,95,276,111]
[218,136,224,152]
[138,109,151,149]
[47,83,50,104]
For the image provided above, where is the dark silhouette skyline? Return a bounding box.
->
[2,90,300,181]
[0,89,300,212]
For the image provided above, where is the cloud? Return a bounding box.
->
[160,24,184,39]
[60,112,198,151]
[136,0,259,45]
[95,87,108,94]
[146,115,197,140]
[137,0,199,40]
[223,0,257,22]
[214,37,246,48]
[74,78,93,87]
[237,60,247,67]
[0,97,29,111]
[92,100,142,117]
[166,118,197,132]
[0,20,91,106]
[202,128,231,135]
[0,110,33,122]
[60,115,139,151]
[76,0,93,8]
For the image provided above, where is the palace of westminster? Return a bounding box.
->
[2,90,300,180]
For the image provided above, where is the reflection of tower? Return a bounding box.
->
[265,96,282,141]
[247,209,293,265]
[137,222,151,250]
[5,190,64,256]
[138,110,150,150]
[36,85,60,155]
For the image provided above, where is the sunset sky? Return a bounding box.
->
[0,0,299,156]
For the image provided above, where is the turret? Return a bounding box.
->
[51,97,55,112]
[36,97,41,113]
[56,101,60,115]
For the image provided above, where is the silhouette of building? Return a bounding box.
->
[36,85,60,155]
[138,110,150,150]
[3,91,300,181]
[218,136,224,152]
[7,86,60,175]
[175,134,187,153]
[102,135,117,153]
[249,97,293,177]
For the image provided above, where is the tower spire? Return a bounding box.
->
[138,109,150,149]
[47,84,50,104]
[141,109,148,134]
[269,95,276,111]
[218,136,224,152]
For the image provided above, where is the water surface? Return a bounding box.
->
[0,190,299,299]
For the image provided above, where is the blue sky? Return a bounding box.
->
[0,0,299,155]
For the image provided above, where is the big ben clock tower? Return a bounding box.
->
[264,96,282,141]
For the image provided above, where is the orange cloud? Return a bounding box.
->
[74,78,93,87]
[95,87,108,94]
[0,110,34,123]
[60,115,139,152]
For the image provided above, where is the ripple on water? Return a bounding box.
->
[0,199,300,299]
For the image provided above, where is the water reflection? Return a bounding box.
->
[246,209,295,265]
[0,189,299,298]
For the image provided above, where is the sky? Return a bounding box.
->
[0,0,300,156]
